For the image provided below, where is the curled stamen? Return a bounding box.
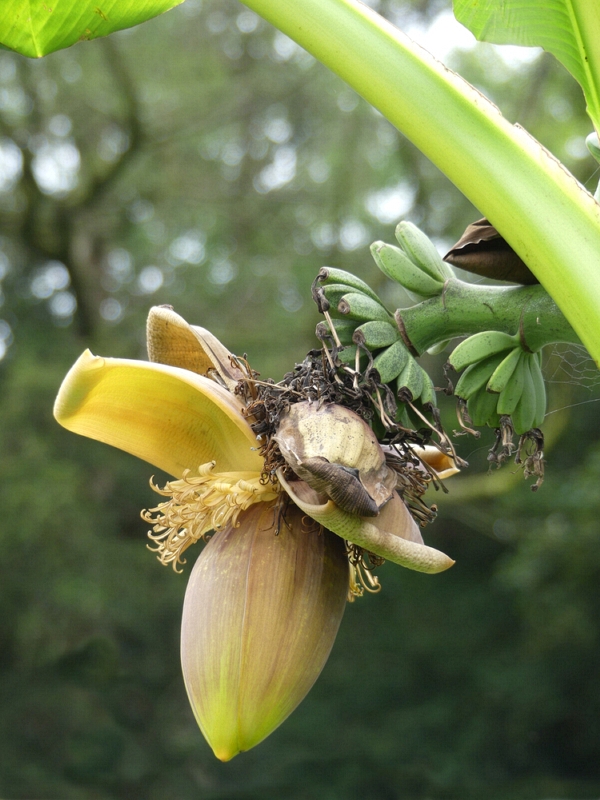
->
[142,461,279,571]
[346,542,382,601]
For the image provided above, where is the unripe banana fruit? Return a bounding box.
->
[448,331,518,372]
[337,292,393,323]
[373,340,410,384]
[316,266,382,303]
[511,355,537,434]
[419,372,437,407]
[353,320,400,349]
[397,356,425,402]
[336,344,359,364]
[530,351,547,428]
[371,242,444,297]
[395,221,453,282]
[486,347,522,394]
[315,318,356,346]
[321,283,357,310]
[467,386,500,428]
[496,352,527,415]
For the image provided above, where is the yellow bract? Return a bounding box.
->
[146,305,246,391]
[53,349,262,479]
[411,445,461,481]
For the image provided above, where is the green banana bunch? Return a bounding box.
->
[452,336,547,433]
[315,269,394,365]
[315,294,400,371]
[315,275,406,374]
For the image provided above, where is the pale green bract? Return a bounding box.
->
[0,0,184,58]
[454,0,600,132]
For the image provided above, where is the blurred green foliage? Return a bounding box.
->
[1,0,600,797]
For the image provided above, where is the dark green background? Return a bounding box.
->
[1,1,599,797]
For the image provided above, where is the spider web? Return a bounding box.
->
[544,344,600,389]
[543,343,600,414]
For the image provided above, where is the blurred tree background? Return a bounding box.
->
[2,0,600,797]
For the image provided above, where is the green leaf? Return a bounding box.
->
[0,0,184,58]
[453,0,600,131]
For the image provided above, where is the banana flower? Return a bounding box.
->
[53,306,457,761]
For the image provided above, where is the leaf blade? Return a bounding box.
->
[0,0,184,58]
[453,0,600,130]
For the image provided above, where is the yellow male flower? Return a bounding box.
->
[53,306,457,761]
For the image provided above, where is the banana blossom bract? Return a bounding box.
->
[53,306,457,760]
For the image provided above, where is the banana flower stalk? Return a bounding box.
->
[53,306,457,760]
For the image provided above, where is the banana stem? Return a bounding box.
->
[398,280,580,354]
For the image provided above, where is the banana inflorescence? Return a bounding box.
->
[449,332,546,434]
